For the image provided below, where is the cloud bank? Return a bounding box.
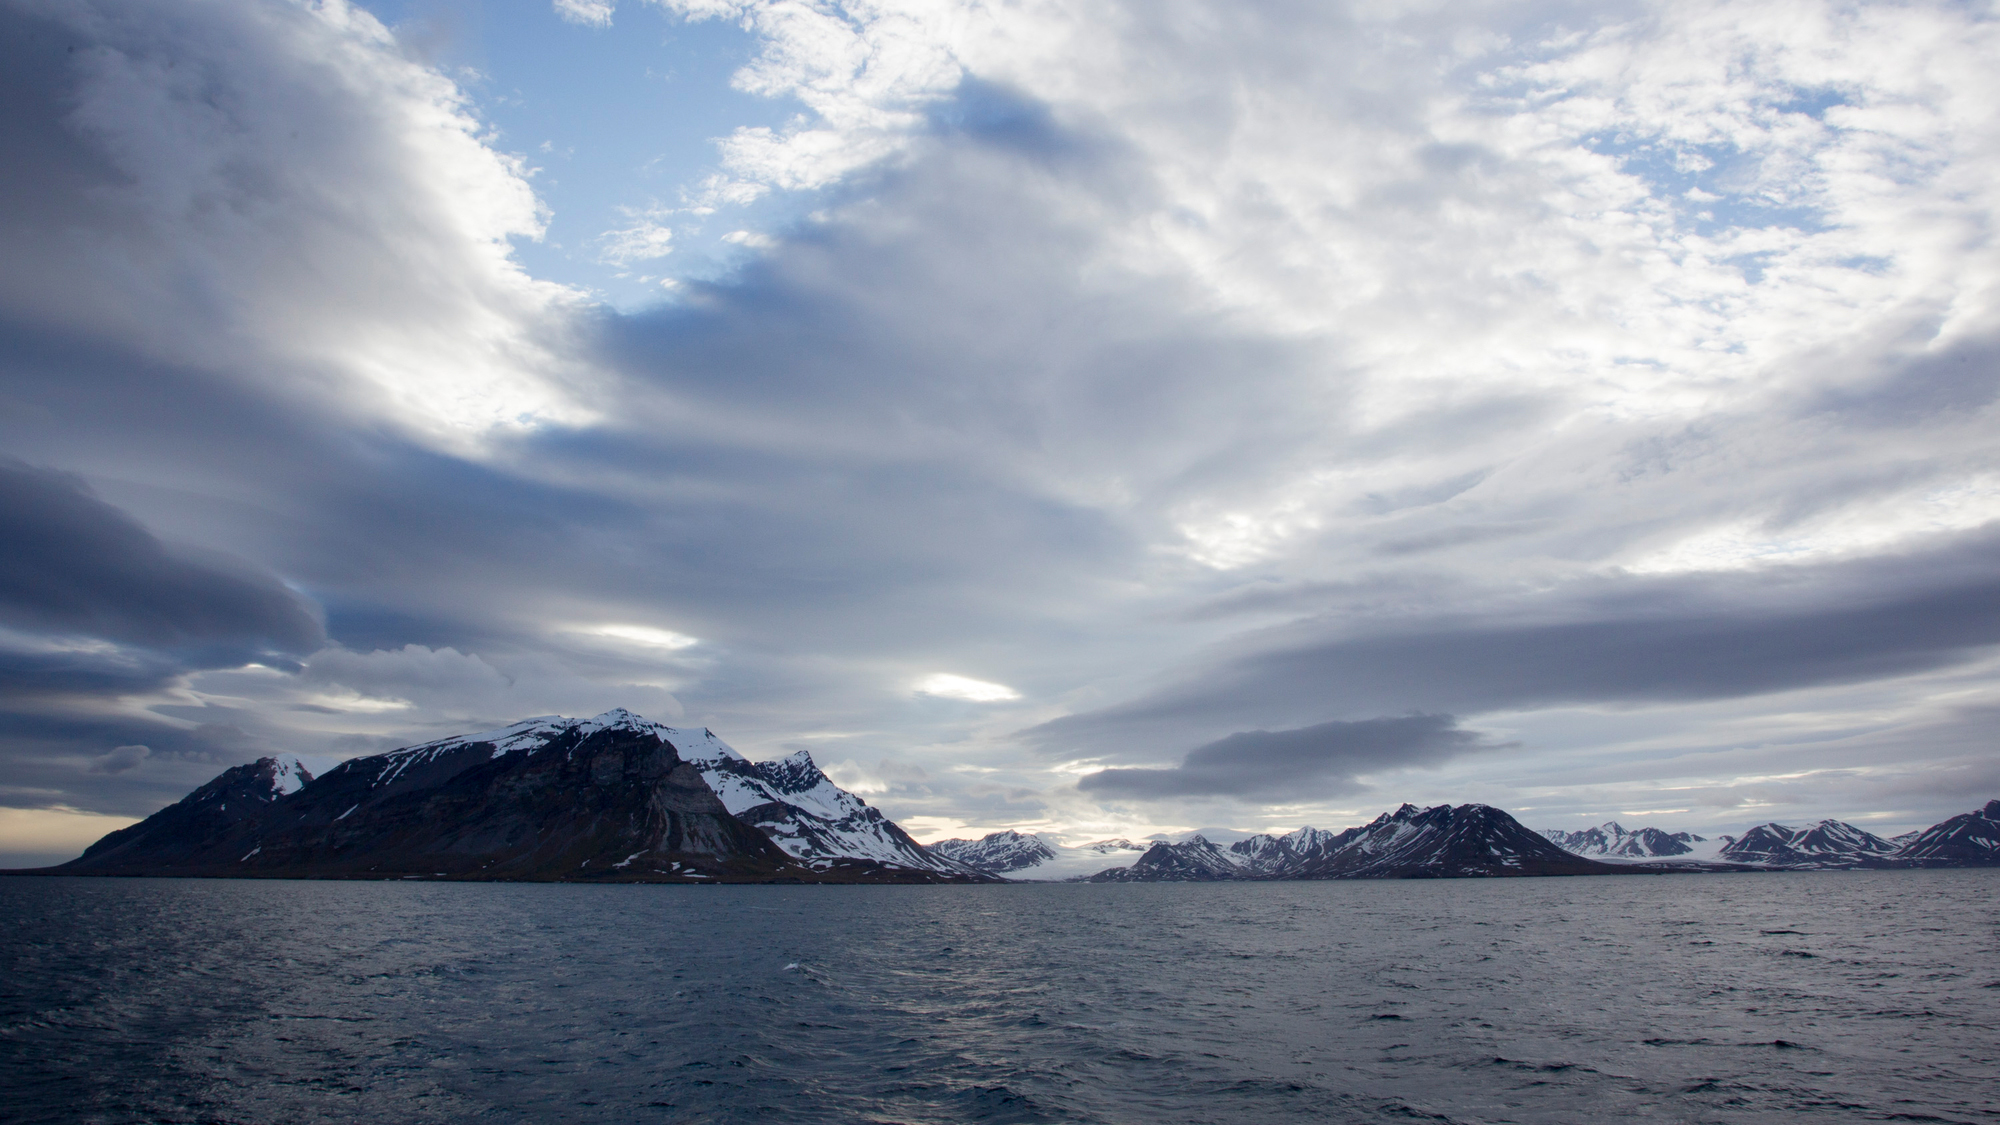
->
[1080,715,1485,801]
[3,0,2000,857]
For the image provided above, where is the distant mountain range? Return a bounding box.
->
[19,708,1999,883]
[929,800,2000,880]
[927,830,1148,880]
[1544,822,1706,858]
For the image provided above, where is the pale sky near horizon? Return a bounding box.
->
[5,0,2000,866]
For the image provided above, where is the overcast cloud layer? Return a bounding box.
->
[4,0,2000,863]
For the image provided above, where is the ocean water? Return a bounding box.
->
[2,872,1996,1124]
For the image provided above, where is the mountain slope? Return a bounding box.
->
[925,832,1146,879]
[1089,835,1245,882]
[928,830,1059,873]
[59,718,795,880]
[1085,804,1618,881]
[1892,800,2000,867]
[50,710,988,883]
[1288,804,1616,878]
[1227,826,1353,873]
[1544,822,1703,858]
[1716,820,1900,869]
[672,736,979,877]
[69,756,312,871]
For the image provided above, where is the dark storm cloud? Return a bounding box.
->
[1031,529,2000,758]
[0,459,322,666]
[1078,714,1483,800]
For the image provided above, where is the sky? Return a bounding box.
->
[5,0,2000,867]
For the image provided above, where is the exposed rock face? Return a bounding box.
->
[1889,800,2000,867]
[59,720,799,881]
[685,744,981,877]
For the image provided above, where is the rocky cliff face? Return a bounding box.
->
[52,711,986,883]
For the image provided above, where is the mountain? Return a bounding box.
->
[68,756,313,872]
[928,830,1058,873]
[1087,804,1617,881]
[1544,822,1703,858]
[1228,826,1352,873]
[50,710,988,883]
[926,831,1147,879]
[1090,835,1245,882]
[660,724,978,878]
[1716,819,1900,869]
[1885,800,2000,867]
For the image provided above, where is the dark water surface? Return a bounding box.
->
[3,873,1997,1124]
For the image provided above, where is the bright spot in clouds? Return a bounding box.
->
[578,624,700,650]
[916,674,1021,703]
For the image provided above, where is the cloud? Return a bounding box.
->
[916,674,1020,702]
[89,745,150,775]
[0,0,594,444]
[1078,714,1485,801]
[0,458,323,690]
[554,0,617,28]
[5,0,2000,845]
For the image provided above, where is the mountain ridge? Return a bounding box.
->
[36,711,991,883]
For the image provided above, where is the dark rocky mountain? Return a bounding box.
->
[1716,820,1900,869]
[70,757,312,872]
[927,830,1060,873]
[47,712,988,883]
[1893,800,2000,866]
[1544,822,1702,858]
[1089,835,1244,882]
[1088,804,1617,881]
[1285,803,1616,878]
[1228,826,1349,873]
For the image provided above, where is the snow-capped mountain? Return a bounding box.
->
[1228,826,1352,873]
[1088,804,1613,881]
[926,831,1147,879]
[53,710,988,883]
[1091,834,1246,881]
[61,717,796,880]
[1544,822,1704,858]
[372,710,975,878]
[1895,800,2000,866]
[1716,819,1900,868]
[928,830,1059,872]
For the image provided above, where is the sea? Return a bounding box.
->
[3,871,1996,1124]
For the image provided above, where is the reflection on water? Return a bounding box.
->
[3,873,1997,1123]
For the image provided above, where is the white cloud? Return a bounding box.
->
[3,0,599,445]
[577,624,701,649]
[916,673,1021,703]
[600,209,676,265]
[554,0,618,28]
